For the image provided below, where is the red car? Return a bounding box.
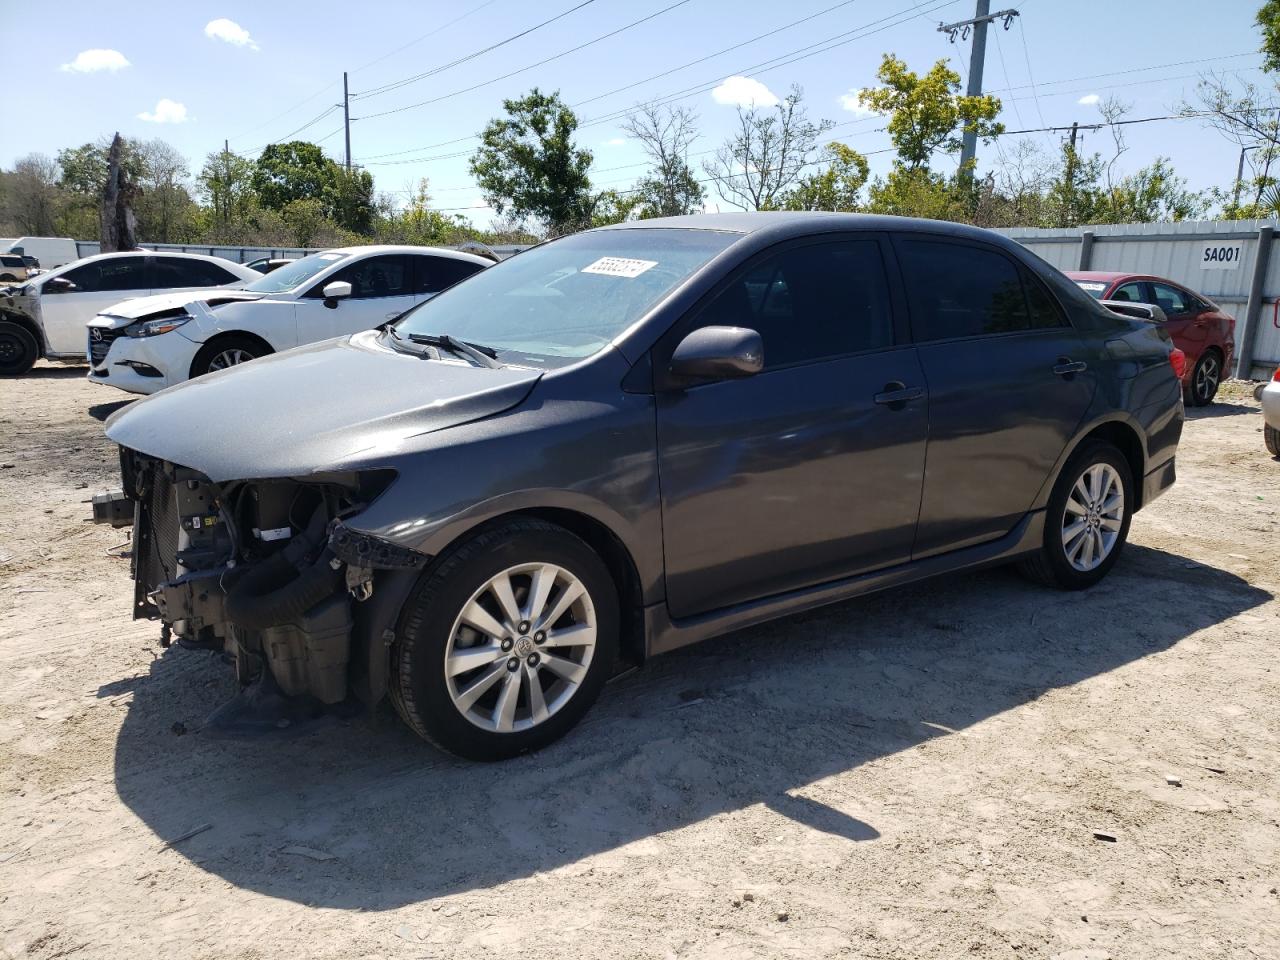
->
[1066,272,1236,406]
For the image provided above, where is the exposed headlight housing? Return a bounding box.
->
[127,312,193,338]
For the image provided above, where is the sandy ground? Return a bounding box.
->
[1,363,1278,960]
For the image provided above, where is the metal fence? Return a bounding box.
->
[994,219,1280,379]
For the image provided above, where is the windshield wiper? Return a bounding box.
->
[406,333,504,369]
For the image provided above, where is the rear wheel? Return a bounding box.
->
[1019,440,1134,590]
[191,335,268,378]
[390,518,618,760]
[1187,350,1221,406]
[0,321,39,376]
[1266,423,1280,458]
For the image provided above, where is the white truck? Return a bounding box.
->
[0,237,81,270]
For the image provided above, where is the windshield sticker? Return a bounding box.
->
[1076,281,1107,291]
[581,256,658,279]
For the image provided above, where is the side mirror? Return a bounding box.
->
[322,280,352,308]
[668,326,763,385]
[44,277,77,294]
[1101,300,1167,324]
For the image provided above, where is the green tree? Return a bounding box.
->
[329,166,375,234]
[1260,0,1280,72]
[589,189,646,226]
[469,88,594,234]
[864,166,969,221]
[704,86,833,211]
[252,142,336,212]
[857,55,1003,172]
[781,143,869,211]
[198,148,258,228]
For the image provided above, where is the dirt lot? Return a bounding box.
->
[1,364,1278,960]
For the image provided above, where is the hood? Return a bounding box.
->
[105,330,543,481]
[94,289,263,323]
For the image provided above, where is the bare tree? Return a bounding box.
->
[1180,72,1280,209]
[622,104,704,217]
[101,133,139,252]
[703,86,834,211]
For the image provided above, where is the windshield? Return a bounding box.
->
[242,251,350,294]
[1074,280,1109,299]
[393,228,739,367]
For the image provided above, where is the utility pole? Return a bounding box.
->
[1061,122,1080,228]
[223,139,232,226]
[342,71,352,173]
[938,3,1020,176]
[1233,144,1260,212]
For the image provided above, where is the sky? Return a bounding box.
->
[0,0,1271,226]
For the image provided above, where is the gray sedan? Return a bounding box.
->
[98,213,1184,759]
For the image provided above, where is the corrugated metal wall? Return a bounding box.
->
[995,219,1280,377]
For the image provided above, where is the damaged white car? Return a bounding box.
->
[86,245,490,394]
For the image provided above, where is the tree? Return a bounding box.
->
[198,148,257,228]
[252,141,337,212]
[857,55,1003,172]
[780,143,869,211]
[469,88,594,234]
[101,133,140,252]
[704,85,833,211]
[135,139,194,242]
[1260,0,1280,72]
[329,166,375,234]
[622,104,704,217]
[589,189,645,226]
[864,166,969,221]
[5,154,61,234]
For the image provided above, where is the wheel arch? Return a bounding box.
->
[1048,416,1148,512]
[188,330,274,378]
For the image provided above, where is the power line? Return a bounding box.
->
[350,0,504,75]
[1014,15,1048,128]
[356,0,695,121]
[354,0,600,100]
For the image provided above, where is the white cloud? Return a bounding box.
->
[1078,93,1101,106]
[137,99,189,124]
[205,18,258,50]
[838,88,879,116]
[603,137,626,146]
[60,49,130,73]
[711,76,779,109]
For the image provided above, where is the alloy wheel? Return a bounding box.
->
[208,348,254,371]
[444,562,597,733]
[1195,354,1219,402]
[1061,463,1125,572]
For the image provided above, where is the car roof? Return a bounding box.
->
[600,211,1021,245]
[322,244,492,265]
[1065,271,1140,282]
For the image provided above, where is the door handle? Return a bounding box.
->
[1053,358,1088,377]
[873,382,923,407]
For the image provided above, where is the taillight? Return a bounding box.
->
[1273,365,1280,382]
[1169,348,1187,379]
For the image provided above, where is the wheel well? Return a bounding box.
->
[488,507,646,669]
[190,331,273,377]
[1079,421,1146,509]
[0,311,46,355]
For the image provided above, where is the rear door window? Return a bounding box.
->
[153,256,239,288]
[1111,281,1148,304]
[412,256,485,294]
[896,239,1039,341]
[1149,282,1191,317]
[694,238,894,369]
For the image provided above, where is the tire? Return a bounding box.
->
[1266,423,1280,458]
[390,518,619,760]
[1187,350,1222,407]
[1018,440,1134,590]
[0,321,39,377]
[190,335,268,378]
[0,274,18,282]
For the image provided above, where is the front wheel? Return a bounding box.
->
[1187,351,1221,407]
[390,519,618,760]
[0,321,39,376]
[1019,440,1134,590]
[190,335,268,379]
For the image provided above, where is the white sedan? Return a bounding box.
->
[86,245,491,395]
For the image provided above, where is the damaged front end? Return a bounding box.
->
[101,448,426,732]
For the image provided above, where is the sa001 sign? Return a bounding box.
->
[1200,242,1243,270]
